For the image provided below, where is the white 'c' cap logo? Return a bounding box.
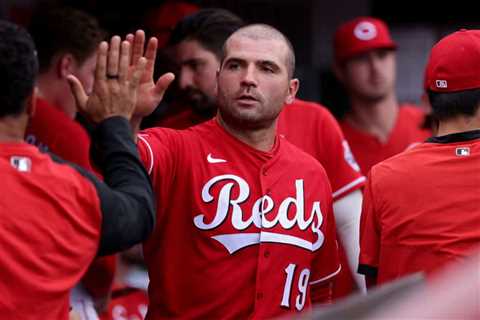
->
[354,21,377,41]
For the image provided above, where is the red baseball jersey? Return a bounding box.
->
[25,97,93,171]
[137,119,340,319]
[277,99,365,298]
[278,99,365,199]
[0,143,101,319]
[359,130,480,284]
[340,105,432,174]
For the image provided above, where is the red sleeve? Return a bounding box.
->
[358,172,381,278]
[316,107,365,200]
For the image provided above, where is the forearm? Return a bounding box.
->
[88,117,155,255]
[130,115,143,141]
[332,189,366,292]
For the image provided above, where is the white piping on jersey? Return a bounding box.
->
[137,135,154,175]
[309,264,342,285]
[332,176,366,199]
[211,231,322,254]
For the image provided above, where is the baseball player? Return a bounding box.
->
[0,20,162,319]
[333,16,431,174]
[358,29,480,287]
[158,9,366,297]
[71,24,341,318]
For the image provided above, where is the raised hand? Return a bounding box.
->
[67,36,148,123]
[125,30,175,117]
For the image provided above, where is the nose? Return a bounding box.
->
[240,65,258,88]
[178,67,194,90]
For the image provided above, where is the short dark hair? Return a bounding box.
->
[0,20,38,118]
[428,89,480,121]
[29,7,105,73]
[221,24,296,79]
[168,8,245,59]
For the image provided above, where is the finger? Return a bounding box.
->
[143,37,158,79]
[67,75,88,112]
[153,72,175,96]
[125,33,134,63]
[107,36,121,77]
[131,30,145,65]
[95,41,108,81]
[119,41,131,83]
[130,57,148,89]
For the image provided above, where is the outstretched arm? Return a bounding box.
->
[67,36,158,255]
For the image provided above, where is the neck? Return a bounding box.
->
[437,115,480,136]
[0,114,28,143]
[217,115,277,152]
[346,92,398,143]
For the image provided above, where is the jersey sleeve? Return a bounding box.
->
[358,172,381,278]
[317,109,365,200]
[137,127,180,223]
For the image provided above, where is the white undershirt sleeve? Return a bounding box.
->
[332,189,366,293]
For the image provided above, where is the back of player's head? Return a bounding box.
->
[222,23,296,79]
[334,16,397,64]
[425,29,480,120]
[0,20,38,118]
[29,7,105,73]
[168,8,245,60]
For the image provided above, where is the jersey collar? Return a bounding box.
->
[426,129,480,144]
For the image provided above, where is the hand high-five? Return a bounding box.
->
[125,30,175,117]
[67,32,174,123]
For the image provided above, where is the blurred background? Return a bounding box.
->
[2,0,479,117]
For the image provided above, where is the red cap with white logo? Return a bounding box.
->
[425,29,480,92]
[334,16,397,63]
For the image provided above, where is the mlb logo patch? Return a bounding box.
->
[455,147,470,157]
[435,80,448,88]
[10,156,32,172]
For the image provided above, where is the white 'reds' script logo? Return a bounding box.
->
[194,175,325,254]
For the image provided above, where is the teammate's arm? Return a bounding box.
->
[66,36,165,255]
[332,189,366,292]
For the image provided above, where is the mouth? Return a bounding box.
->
[236,94,259,105]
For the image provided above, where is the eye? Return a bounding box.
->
[226,61,240,70]
[261,65,275,73]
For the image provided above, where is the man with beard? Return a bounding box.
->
[157,8,245,129]
[333,17,431,174]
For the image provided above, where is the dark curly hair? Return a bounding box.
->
[0,20,38,118]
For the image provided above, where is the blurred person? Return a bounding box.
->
[71,24,340,318]
[25,7,118,317]
[161,8,366,297]
[358,30,480,288]
[333,16,431,174]
[0,20,160,319]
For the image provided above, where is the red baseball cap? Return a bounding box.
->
[334,16,397,63]
[425,29,480,92]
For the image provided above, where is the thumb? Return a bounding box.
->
[153,72,175,97]
[67,74,88,112]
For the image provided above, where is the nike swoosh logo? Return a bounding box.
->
[207,153,227,163]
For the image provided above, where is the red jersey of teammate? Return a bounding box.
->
[359,130,480,284]
[155,108,211,130]
[25,97,93,170]
[278,99,365,200]
[340,105,431,174]
[0,143,101,319]
[137,119,340,319]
